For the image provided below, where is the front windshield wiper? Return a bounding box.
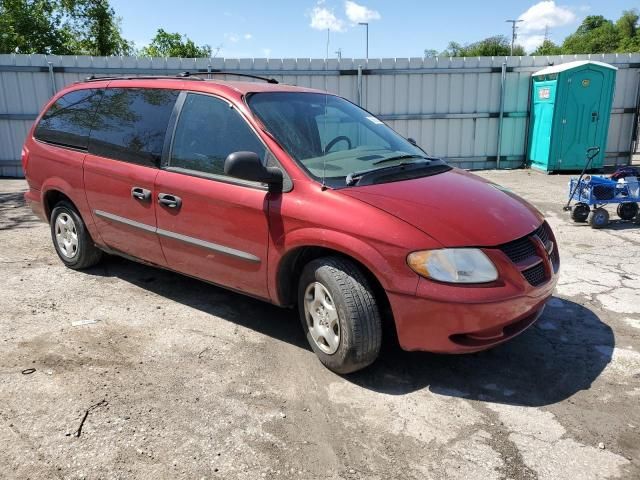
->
[345,160,431,186]
[372,154,429,165]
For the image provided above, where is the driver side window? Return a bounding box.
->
[170,93,266,176]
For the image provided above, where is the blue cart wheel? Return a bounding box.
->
[617,202,639,221]
[589,208,609,229]
[571,203,590,222]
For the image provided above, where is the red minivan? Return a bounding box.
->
[23,74,559,373]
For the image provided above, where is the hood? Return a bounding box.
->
[339,168,544,247]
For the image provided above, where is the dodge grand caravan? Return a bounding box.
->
[23,74,559,373]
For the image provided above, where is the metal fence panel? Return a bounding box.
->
[1,53,639,177]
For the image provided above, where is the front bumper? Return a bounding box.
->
[390,240,559,353]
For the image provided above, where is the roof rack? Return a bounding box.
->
[82,73,205,83]
[206,70,279,84]
[81,70,278,84]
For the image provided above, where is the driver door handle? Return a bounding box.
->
[158,193,182,209]
[131,187,151,201]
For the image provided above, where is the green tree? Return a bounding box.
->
[441,36,524,57]
[441,41,463,56]
[62,0,132,56]
[141,29,212,58]
[561,15,620,53]
[0,0,131,55]
[532,39,563,56]
[0,0,73,54]
[616,9,640,52]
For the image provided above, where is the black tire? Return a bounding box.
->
[298,257,382,374]
[571,203,590,222]
[616,202,639,221]
[50,201,103,269]
[589,207,609,229]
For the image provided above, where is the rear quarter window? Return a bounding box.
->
[34,89,101,150]
[89,88,179,167]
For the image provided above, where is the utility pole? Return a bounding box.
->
[335,48,342,60]
[543,25,550,42]
[358,22,369,62]
[505,19,523,55]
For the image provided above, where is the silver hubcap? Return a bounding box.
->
[304,282,340,355]
[54,213,79,259]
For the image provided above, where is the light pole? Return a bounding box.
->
[505,19,523,55]
[358,22,369,62]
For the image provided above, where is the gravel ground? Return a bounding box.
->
[0,170,639,480]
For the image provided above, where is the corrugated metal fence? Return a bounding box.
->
[1,53,639,177]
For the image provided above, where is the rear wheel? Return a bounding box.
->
[617,202,638,221]
[298,257,382,374]
[589,207,609,229]
[571,203,590,222]
[50,201,102,269]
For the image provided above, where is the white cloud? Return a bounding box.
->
[244,33,253,40]
[518,1,576,33]
[344,1,380,23]
[310,3,346,31]
[519,34,546,51]
[225,33,240,43]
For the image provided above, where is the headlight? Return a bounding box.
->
[407,248,498,284]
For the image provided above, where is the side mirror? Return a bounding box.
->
[224,151,283,189]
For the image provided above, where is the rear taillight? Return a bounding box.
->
[21,147,29,173]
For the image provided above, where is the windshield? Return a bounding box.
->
[247,92,448,187]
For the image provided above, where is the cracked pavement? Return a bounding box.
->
[1,171,639,479]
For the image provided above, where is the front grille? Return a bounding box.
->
[499,224,548,264]
[498,223,554,287]
[522,263,546,286]
[534,224,549,245]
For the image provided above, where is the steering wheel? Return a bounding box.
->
[325,135,352,153]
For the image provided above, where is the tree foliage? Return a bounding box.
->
[435,9,640,57]
[62,0,132,56]
[441,36,525,57]
[532,39,563,56]
[0,0,73,54]
[140,29,211,58]
[561,15,620,54]
[0,0,131,55]
[615,9,640,52]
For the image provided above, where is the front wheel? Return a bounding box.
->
[298,257,382,374]
[571,203,590,222]
[50,201,103,269]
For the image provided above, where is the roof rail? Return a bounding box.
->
[206,70,279,84]
[79,70,278,84]
[81,74,205,83]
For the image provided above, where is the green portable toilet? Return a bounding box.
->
[528,60,616,172]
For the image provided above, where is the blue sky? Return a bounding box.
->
[109,0,639,58]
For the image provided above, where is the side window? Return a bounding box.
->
[89,88,179,166]
[170,93,266,176]
[34,89,101,150]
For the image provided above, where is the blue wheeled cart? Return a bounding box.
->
[564,147,640,228]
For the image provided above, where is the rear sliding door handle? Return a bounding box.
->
[131,187,151,201]
[158,193,182,209]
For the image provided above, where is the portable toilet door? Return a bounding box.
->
[528,60,617,172]
[529,76,558,170]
